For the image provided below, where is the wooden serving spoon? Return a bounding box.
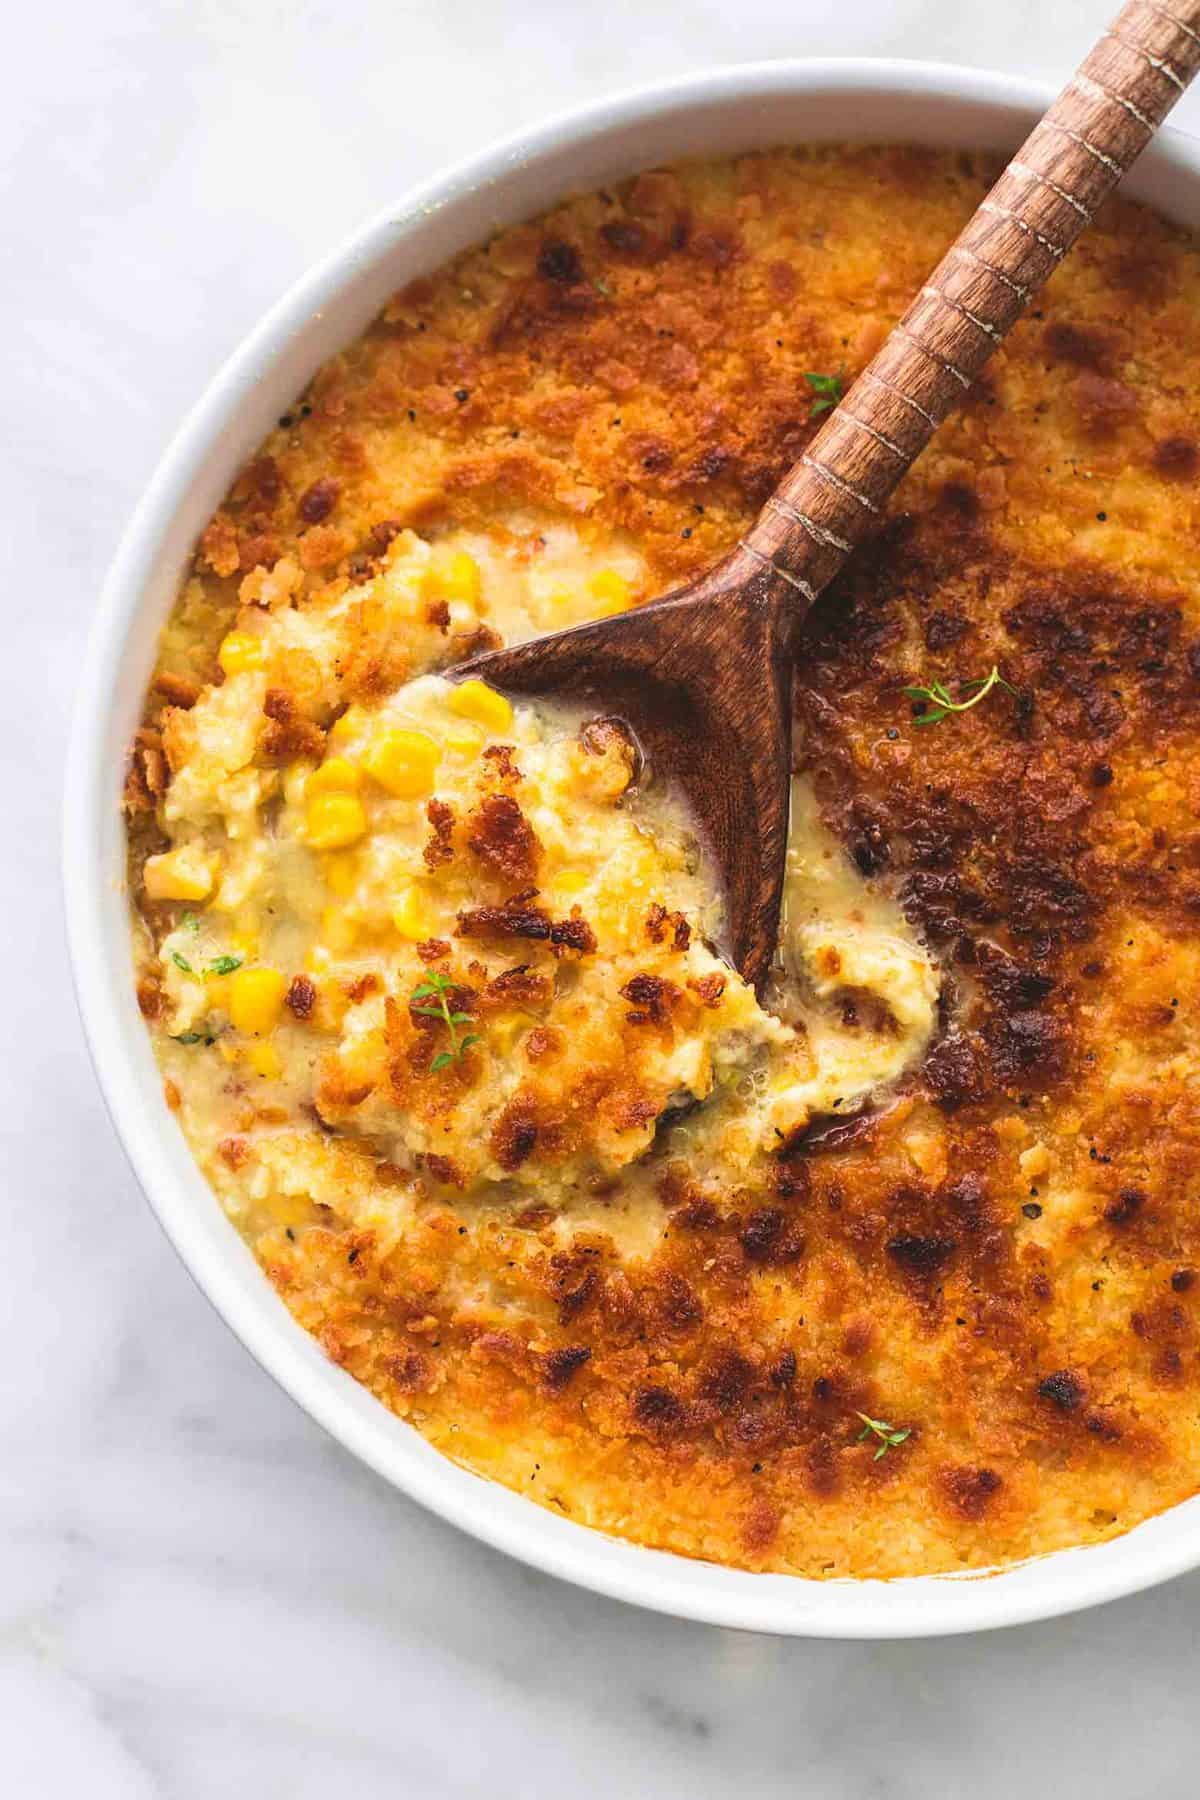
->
[460,0,1200,989]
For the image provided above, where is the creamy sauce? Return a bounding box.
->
[139,521,939,1257]
[769,776,940,1131]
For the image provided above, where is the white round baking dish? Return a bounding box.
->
[64,59,1200,1637]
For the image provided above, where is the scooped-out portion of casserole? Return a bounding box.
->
[127,145,1200,1577]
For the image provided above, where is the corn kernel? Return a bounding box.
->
[392,887,434,940]
[228,966,288,1035]
[448,678,512,732]
[364,727,441,798]
[425,548,482,606]
[306,756,362,797]
[204,969,232,1008]
[305,791,367,849]
[245,1041,283,1080]
[589,569,631,615]
[305,945,334,975]
[218,631,264,677]
[143,847,217,903]
[322,850,359,898]
[320,905,358,952]
[444,722,484,757]
[552,867,589,896]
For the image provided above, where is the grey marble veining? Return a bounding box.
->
[7,0,1200,1791]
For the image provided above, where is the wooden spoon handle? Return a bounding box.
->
[740,0,1200,606]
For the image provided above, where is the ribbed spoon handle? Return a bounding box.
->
[740,0,1200,603]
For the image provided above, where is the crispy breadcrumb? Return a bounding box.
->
[127,145,1200,1578]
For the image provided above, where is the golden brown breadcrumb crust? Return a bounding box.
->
[134,145,1200,1577]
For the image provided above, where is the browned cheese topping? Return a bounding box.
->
[127,145,1200,1577]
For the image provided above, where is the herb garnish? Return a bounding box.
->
[172,1030,216,1046]
[901,664,1014,727]
[855,1412,912,1460]
[410,970,480,1073]
[172,947,243,980]
[805,366,845,418]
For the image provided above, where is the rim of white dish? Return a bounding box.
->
[63,57,1200,1637]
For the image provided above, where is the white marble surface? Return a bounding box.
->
[9,0,1200,1792]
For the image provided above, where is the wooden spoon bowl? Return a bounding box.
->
[461,546,793,980]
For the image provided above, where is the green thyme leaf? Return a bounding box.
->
[410,975,446,1001]
[855,1411,912,1460]
[172,1030,215,1046]
[208,954,243,976]
[410,970,478,1069]
[902,664,1015,727]
[804,366,846,419]
[171,951,196,975]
